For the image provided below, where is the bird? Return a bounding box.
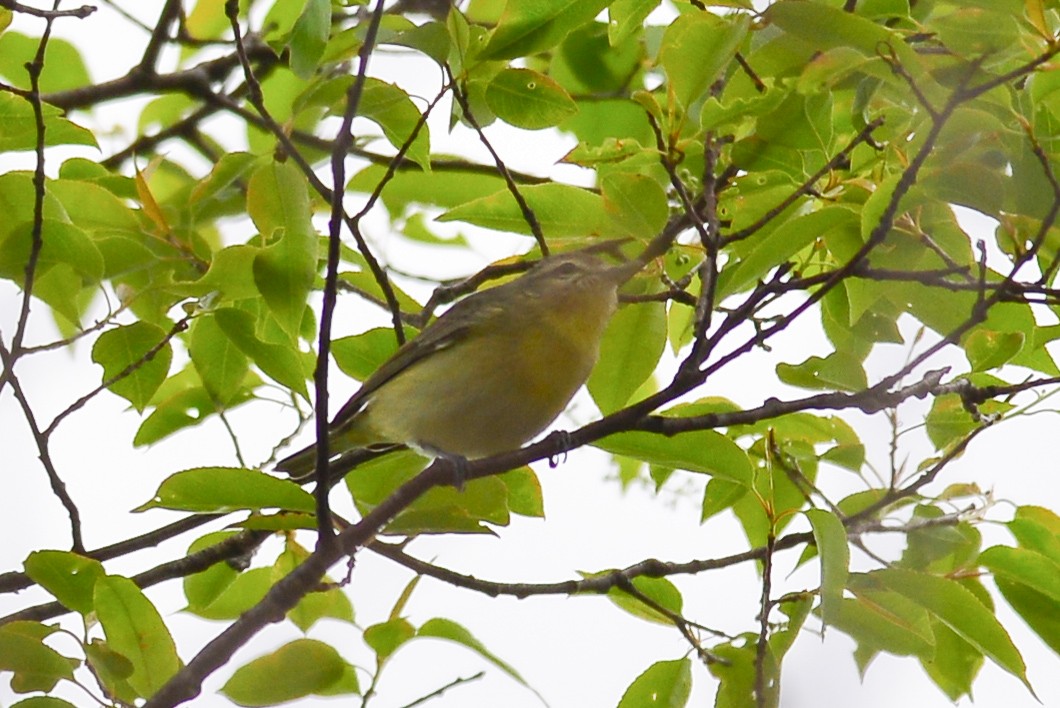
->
[274,246,641,480]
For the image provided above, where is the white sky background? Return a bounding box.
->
[2,2,1060,707]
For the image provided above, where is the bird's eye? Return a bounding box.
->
[552,261,582,278]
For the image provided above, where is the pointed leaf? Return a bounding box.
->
[606,575,683,625]
[136,467,315,514]
[91,322,173,412]
[0,623,75,693]
[222,639,350,706]
[878,568,1031,690]
[659,13,749,109]
[189,314,250,405]
[23,551,105,615]
[418,618,532,689]
[601,172,669,241]
[253,227,316,340]
[439,183,611,237]
[289,0,330,78]
[94,576,181,697]
[213,307,310,398]
[480,0,612,60]
[589,292,666,413]
[618,658,692,708]
[486,68,577,129]
[806,509,849,626]
[980,545,1060,603]
[596,428,752,486]
[365,618,416,662]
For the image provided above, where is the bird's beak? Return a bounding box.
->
[604,256,644,286]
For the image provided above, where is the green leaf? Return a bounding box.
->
[608,0,659,46]
[980,546,1060,603]
[289,0,330,78]
[385,20,450,65]
[364,618,416,661]
[136,467,315,513]
[776,351,868,393]
[359,78,432,172]
[84,639,136,705]
[921,619,983,701]
[601,172,669,241]
[0,219,103,287]
[262,0,311,47]
[993,576,1060,656]
[701,477,748,521]
[134,365,255,446]
[185,567,273,621]
[332,327,403,381]
[253,226,316,340]
[190,152,259,206]
[348,163,505,215]
[0,623,75,693]
[246,158,313,243]
[0,93,97,151]
[588,293,666,413]
[439,183,612,237]
[830,590,935,658]
[606,575,683,625]
[275,541,355,632]
[480,0,612,60]
[721,206,858,298]
[659,13,749,110]
[730,92,835,178]
[771,595,814,661]
[222,639,351,706]
[418,618,535,690]
[387,475,511,534]
[552,21,643,94]
[900,505,981,574]
[23,551,105,615]
[766,1,916,66]
[709,642,760,708]
[1009,506,1060,564]
[595,428,752,486]
[182,532,242,612]
[213,307,310,399]
[964,329,1025,372]
[806,509,849,626]
[877,568,1032,690]
[0,33,90,92]
[91,322,173,412]
[189,314,250,405]
[925,394,974,451]
[486,68,577,129]
[618,658,692,708]
[94,576,182,697]
[498,466,545,517]
[561,137,647,167]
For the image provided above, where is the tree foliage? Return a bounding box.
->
[2,0,1060,706]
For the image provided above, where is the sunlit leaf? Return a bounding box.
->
[222,639,352,705]
[91,322,173,412]
[486,68,577,129]
[136,467,315,514]
[95,576,181,697]
[618,658,692,708]
[23,551,104,615]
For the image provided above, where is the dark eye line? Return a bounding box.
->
[553,262,582,277]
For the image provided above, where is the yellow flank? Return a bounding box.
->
[275,248,640,479]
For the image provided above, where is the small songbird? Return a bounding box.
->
[275,246,641,479]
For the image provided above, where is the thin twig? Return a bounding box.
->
[447,73,549,255]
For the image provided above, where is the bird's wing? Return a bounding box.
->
[329,294,505,425]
